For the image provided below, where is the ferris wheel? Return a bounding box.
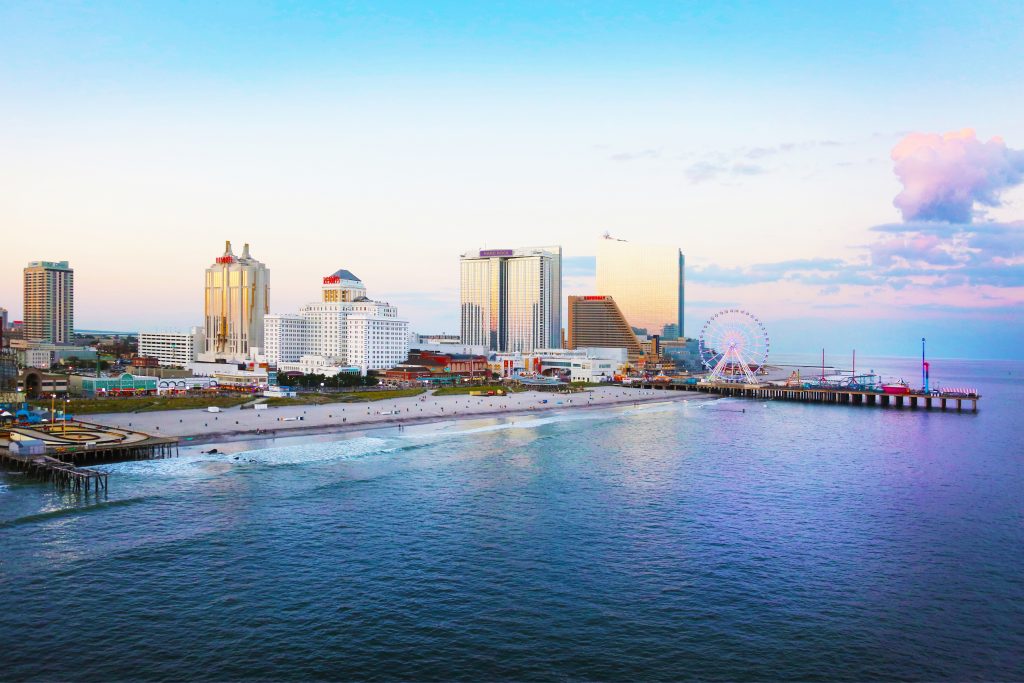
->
[699,309,770,384]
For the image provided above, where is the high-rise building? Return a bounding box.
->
[566,296,643,358]
[23,260,74,344]
[460,246,562,352]
[201,241,270,362]
[263,269,409,376]
[596,235,684,339]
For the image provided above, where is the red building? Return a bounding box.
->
[381,365,434,383]
[382,351,489,384]
[407,350,488,376]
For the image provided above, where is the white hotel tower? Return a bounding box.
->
[264,269,409,376]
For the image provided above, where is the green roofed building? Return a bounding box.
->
[74,373,158,397]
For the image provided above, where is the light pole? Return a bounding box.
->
[50,393,56,427]
[63,398,70,434]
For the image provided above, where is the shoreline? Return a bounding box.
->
[83,388,715,449]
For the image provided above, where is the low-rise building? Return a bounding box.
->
[380,351,490,385]
[72,373,159,397]
[156,377,219,394]
[660,338,703,373]
[381,364,435,384]
[407,334,488,357]
[11,340,97,369]
[17,370,69,398]
[410,333,461,345]
[138,328,205,368]
[189,360,268,391]
[125,365,193,379]
[407,350,489,376]
[493,347,627,383]
[22,347,54,370]
[277,355,361,377]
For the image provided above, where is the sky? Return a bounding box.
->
[2,1,1023,358]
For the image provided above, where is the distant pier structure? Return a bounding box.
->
[682,321,980,412]
[633,380,980,412]
[0,419,179,491]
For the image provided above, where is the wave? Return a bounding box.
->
[232,436,395,466]
[0,496,149,529]
[89,402,692,478]
[398,401,685,442]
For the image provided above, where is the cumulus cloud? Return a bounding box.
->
[870,129,1024,284]
[891,129,1024,222]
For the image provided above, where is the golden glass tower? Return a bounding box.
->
[596,236,684,339]
[202,241,270,362]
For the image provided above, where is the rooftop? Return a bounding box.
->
[325,269,361,282]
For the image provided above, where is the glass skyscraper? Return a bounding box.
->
[460,246,562,352]
[202,241,270,362]
[596,236,685,339]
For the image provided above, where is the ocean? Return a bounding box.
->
[1,356,1021,681]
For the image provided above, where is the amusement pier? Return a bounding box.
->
[634,377,980,412]
[641,319,980,412]
[0,418,178,492]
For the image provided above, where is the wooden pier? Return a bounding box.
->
[634,381,980,411]
[0,420,180,491]
[0,451,109,493]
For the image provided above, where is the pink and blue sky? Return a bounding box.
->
[2,1,1022,358]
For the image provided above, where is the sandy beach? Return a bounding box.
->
[84,387,713,446]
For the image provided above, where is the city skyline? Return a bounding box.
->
[2,2,1023,358]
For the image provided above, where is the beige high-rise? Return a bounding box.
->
[23,261,74,344]
[596,236,684,339]
[201,241,270,362]
[566,296,642,358]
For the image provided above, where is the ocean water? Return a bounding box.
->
[1,357,1022,681]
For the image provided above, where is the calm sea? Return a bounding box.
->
[1,356,1022,681]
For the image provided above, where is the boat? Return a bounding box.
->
[882,380,910,395]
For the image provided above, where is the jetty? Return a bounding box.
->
[0,419,179,491]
